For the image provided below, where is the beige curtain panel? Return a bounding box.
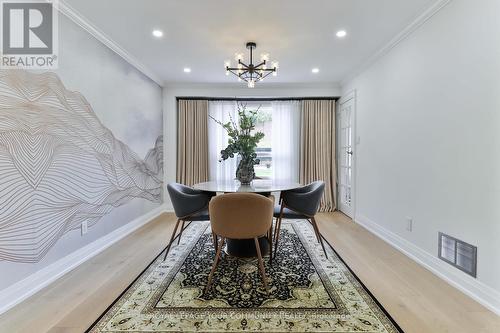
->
[300,100,337,212]
[176,99,209,186]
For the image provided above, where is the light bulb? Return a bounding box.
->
[260,53,269,62]
[248,80,255,88]
[225,71,230,76]
[235,53,244,61]
[336,30,347,38]
[224,60,231,68]
[238,77,242,82]
[272,71,277,77]
[152,30,163,38]
[272,61,279,69]
[262,64,267,70]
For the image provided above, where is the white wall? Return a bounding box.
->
[0,13,163,312]
[162,83,341,209]
[342,0,500,313]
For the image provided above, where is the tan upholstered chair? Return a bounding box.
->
[207,193,274,293]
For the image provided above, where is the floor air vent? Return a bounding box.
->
[438,232,477,277]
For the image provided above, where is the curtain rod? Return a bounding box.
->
[176,96,339,102]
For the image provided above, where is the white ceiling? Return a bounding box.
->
[64,0,436,86]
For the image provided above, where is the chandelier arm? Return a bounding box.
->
[261,70,275,80]
[238,59,251,70]
[228,69,245,80]
[256,68,276,73]
[254,60,267,68]
[227,64,250,71]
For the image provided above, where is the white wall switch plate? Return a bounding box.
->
[81,221,88,235]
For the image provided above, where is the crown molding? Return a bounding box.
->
[341,0,452,87]
[163,81,341,90]
[58,0,163,86]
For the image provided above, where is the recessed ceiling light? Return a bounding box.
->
[336,30,347,38]
[312,68,320,74]
[152,29,163,38]
[183,67,191,73]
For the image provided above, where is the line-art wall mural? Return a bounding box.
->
[0,70,163,263]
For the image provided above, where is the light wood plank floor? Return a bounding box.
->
[0,212,498,333]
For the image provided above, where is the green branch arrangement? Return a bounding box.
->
[209,102,265,183]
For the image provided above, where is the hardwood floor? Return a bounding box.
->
[0,212,498,333]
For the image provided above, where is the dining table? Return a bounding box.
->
[193,179,301,258]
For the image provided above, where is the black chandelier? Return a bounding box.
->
[225,42,278,88]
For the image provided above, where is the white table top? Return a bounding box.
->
[193,179,301,193]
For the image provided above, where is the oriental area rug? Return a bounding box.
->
[87,220,403,332]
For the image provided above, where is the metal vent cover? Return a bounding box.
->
[438,232,477,278]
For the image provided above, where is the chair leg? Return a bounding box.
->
[212,231,217,249]
[254,237,269,294]
[311,217,328,258]
[273,216,281,241]
[308,219,322,243]
[273,217,282,258]
[268,223,273,265]
[163,219,182,261]
[177,220,186,245]
[274,205,284,257]
[206,237,225,293]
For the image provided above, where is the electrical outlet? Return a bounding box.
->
[406,217,413,232]
[81,221,88,235]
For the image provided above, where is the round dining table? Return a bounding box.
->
[193,179,301,257]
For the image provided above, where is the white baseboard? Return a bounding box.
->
[0,205,167,315]
[354,214,500,316]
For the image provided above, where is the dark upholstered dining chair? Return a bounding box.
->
[163,183,216,260]
[273,181,328,258]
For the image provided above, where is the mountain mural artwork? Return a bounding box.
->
[0,70,163,263]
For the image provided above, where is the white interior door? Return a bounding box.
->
[338,94,355,218]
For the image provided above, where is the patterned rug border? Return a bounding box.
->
[318,229,404,333]
[85,221,405,333]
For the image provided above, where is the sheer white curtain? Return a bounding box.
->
[208,101,238,181]
[271,101,300,182]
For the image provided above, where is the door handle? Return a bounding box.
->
[346,150,353,155]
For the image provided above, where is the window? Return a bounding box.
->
[249,103,273,179]
[208,100,300,182]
